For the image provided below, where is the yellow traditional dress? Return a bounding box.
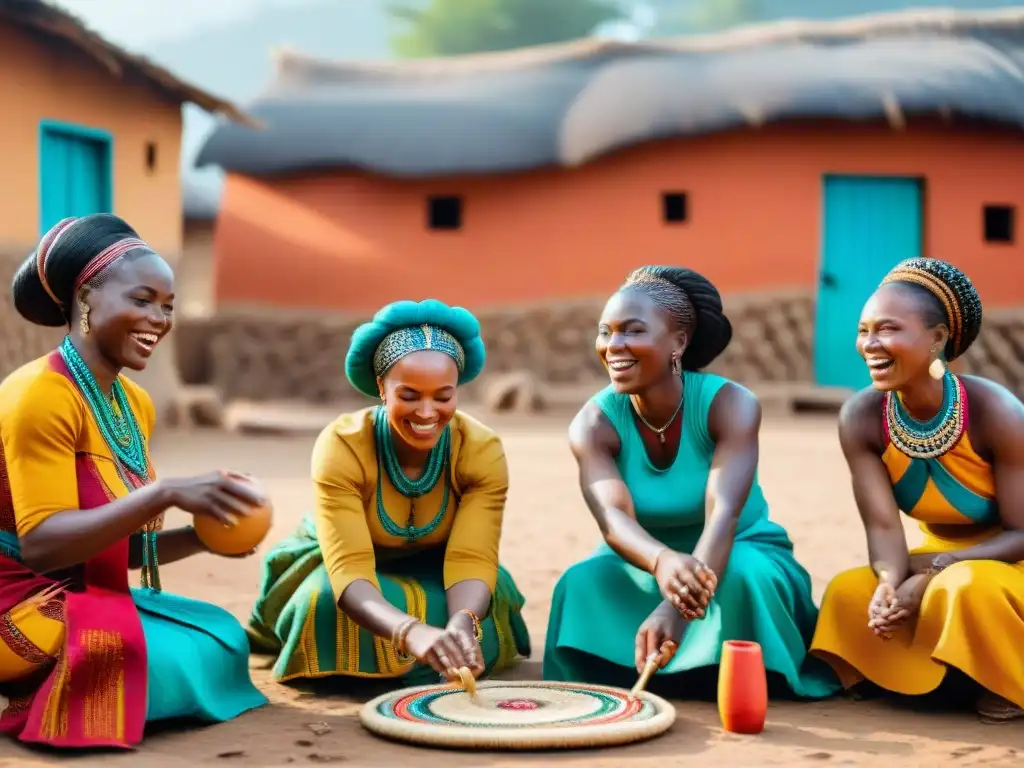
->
[0,351,265,749]
[811,383,1024,707]
[248,407,530,683]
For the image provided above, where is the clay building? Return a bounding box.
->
[0,0,247,411]
[195,8,1024,400]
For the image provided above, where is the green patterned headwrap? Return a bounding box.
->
[372,324,466,379]
[345,299,486,399]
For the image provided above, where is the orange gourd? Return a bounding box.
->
[194,476,273,556]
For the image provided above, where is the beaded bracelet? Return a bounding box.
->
[457,609,484,641]
[392,617,419,655]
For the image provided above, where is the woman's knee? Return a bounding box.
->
[819,566,878,614]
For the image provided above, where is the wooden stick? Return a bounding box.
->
[453,666,479,702]
[630,655,659,699]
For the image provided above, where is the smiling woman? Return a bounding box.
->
[0,214,267,750]
[543,265,840,701]
[248,299,530,687]
[811,257,1024,723]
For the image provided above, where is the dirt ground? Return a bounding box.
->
[0,411,1020,768]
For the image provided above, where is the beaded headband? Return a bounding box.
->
[372,324,467,379]
[74,237,151,294]
[35,217,77,306]
[35,217,152,306]
[880,266,963,354]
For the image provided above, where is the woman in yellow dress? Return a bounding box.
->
[0,214,267,749]
[810,257,1024,722]
[249,299,530,684]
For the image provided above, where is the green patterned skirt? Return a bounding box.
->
[248,517,531,684]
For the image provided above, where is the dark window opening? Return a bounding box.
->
[144,141,158,174]
[428,195,462,230]
[662,192,688,223]
[983,204,1014,244]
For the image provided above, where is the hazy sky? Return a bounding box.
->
[50,0,324,47]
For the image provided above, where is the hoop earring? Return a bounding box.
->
[78,301,90,336]
[671,355,682,377]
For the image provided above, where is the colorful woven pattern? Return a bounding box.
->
[360,680,676,749]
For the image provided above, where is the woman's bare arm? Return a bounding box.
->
[691,384,761,578]
[568,401,666,572]
[839,390,909,588]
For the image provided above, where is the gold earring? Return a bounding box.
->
[929,356,946,380]
[78,301,90,336]
[671,355,682,376]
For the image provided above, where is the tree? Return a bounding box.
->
[389,0,626,58]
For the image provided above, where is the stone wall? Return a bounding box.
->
[0,252,1019,407]
[175,291,1024,406]
[0,248,64,379]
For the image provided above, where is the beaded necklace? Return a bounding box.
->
[884,370,965,460]
[373,405,451,541]
[59,336,161,590]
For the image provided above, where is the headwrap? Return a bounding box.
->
[345,299,486,398]
[879,257,982,361]
[35,216,152,308]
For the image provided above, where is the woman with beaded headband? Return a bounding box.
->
[0,214,267,749]
[810,257,1024,722]
[249,299,529,685]
[543,266,839,700]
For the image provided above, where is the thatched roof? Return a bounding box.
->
[195,7,1024,178]
[0,0,254,126]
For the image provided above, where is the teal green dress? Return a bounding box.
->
[134,589,268,722]
[543,372,839,699]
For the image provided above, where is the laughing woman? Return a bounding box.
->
[543,266,839,699]
[249,300,530,685]
[810,258,1024,723]
[0,214,267,749]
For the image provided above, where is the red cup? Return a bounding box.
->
[717,640,768,734]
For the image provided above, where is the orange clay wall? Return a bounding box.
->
[213,122,1024,313]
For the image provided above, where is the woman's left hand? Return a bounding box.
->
[869,572,932,636]
[446,612,485,677]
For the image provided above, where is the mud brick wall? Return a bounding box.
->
[0,248,65,378]
[180,291,1024,406]
[179,291,818,404]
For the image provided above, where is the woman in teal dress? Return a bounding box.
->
[543,265,839,699]
[0,214,266,749]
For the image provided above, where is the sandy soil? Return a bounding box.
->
[0,412,1020,767]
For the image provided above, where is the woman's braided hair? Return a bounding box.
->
[620,265,733,370]
[879,257,982,362]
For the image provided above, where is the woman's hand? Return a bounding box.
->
[404,623,474,679]
[446,612,485,678]
[867,580,897,634]
[158,471,266,527]
[869,573,932,637]
[652,550,717,619]
[634,601,687,672]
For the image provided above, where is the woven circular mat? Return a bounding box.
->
[359,680,676,750]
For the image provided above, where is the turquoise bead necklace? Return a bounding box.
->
[373,405,451,541]
[60,335,148,477]
[885,369,965,459]
[59,335,161,590]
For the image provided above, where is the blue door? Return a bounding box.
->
[39,122,112,235]
[814,175,923,390]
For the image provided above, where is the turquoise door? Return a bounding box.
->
[39,122,112,235]
[814,175,923,390]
